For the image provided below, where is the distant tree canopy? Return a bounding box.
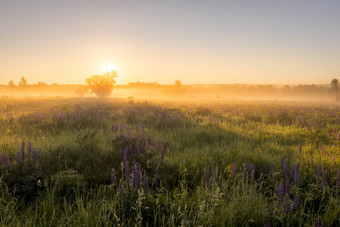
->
[19,77,28,87]
[86,70,118,98]
[8,80,15,87]
[331,79,339,101]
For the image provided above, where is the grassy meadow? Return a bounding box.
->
[0,97,339,226]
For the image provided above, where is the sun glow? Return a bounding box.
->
[102,64,117,73]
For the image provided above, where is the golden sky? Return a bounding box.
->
[0,1,339,85]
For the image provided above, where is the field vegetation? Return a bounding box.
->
[0,98,339,226]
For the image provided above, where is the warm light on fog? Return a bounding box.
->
[102,64,117,73]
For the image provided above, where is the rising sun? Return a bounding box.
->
[102,64,117,73]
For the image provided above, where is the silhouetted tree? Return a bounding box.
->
[8,80,15,87]
[331,79,339,101]
[19,77,28,87]
[86,70,118,98]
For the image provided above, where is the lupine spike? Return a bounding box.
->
[284,159,288,179]
[17,151,22,163]
[322,168,327,188]
[317,161,322,182]
[205,168,210,189]
[143,176,148,193]
[249,164,255,179]
[277,181,284,206]
[285,179,290,195]
[21,140,25,160]
[161,142,167,159]
[284,195,291,214]
[119,183,124,196]
[33,148,39,163]
[212,167,217,184]
[264,215,271,227]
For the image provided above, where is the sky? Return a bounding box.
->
[0,0,339,85]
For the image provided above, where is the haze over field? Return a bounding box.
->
[1,0,340,86]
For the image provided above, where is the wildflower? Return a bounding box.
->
[161,142,167,159]
[264,215,271,227]
[21,140,25,160]
[17,151,22,163]
[212,167,217,184]
[284,195,291,214]
[277,181,284,206]
[33,148,39,163]
[293,194,299,210]
[135,142,140,155]
[205,168,210,189]
[132,160,142,190]
[123,155,130,182]
[285,179,290,195]
[232,161,237,177]
[153,178,159,192]
[249,164,255,179]
[280,157,284,170]
[119,183,124,196]
[143,176,148,193]
[111,169,116,184]
[5,154,10,167]
[141,124,144,138]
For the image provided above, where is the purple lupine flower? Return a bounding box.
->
[321,168,327,188]
[264,215,271,227]
[123,153,130,182]
[205,168,210,189]
[0,153,2,166]
[291,165,296,181]
[161,142,167,159]
[17,151,22,163]
[5,154,10,167]
[277,181,284,206]
[284,159,288,179]
[111,169,116,184]
[336,169,340,188]
[284,195,291,214]
[119,183,124,196]
[232,161,237,177]
[285,179,290,195]
[20,140,25,160]
[270,163,274,178]
[317,161,322,183]
[143,176,148,193]
[293,194,299,210]
[211,167,217,184]
[135,142,140,155]
[249,164,255,179]
[33,148,39,163]
[132,161,142,191]
[243,161,248,181]
[27,141,32,160]
[280,157,284,170]
[334,161,337,170]
[316,217,322,227]
[126,124,130,138]
[299,144,302,156]
[153,178,159,192]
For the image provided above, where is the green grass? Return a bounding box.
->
[0,98,339,226]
